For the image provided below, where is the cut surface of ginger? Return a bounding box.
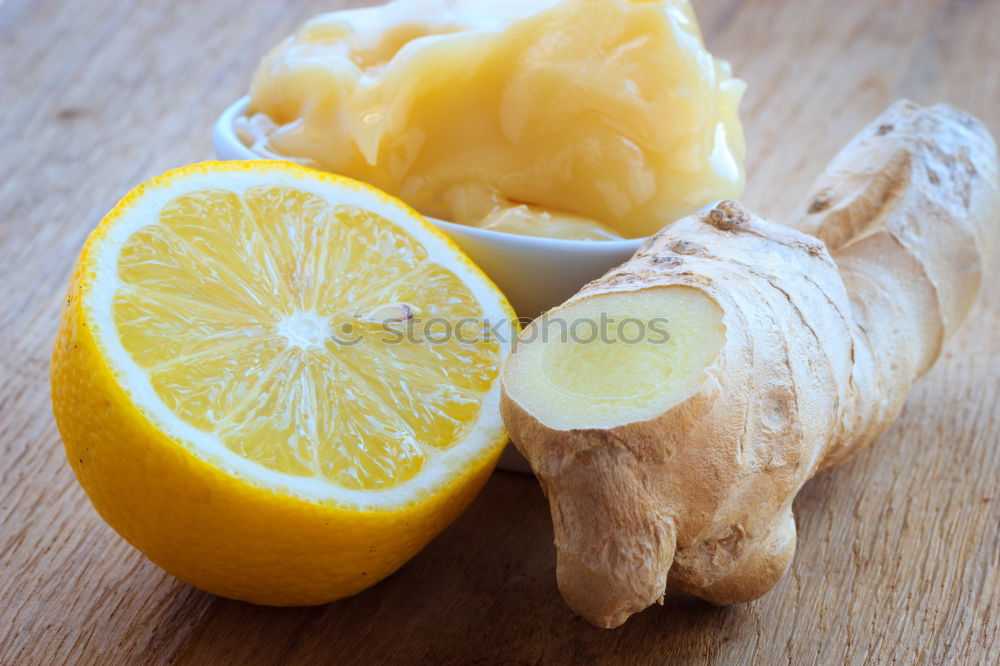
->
[88,164,512,501]
[503,287,724,430]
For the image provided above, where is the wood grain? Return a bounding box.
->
[1,0,998,663]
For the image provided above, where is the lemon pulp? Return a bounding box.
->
[111,185,499,491]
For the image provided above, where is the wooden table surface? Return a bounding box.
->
[2,1,998,663]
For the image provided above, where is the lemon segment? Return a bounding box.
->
[52,161,515,604]
[112,185,498,490]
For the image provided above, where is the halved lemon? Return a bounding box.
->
[51,161,516,604]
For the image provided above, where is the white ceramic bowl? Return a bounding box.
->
[213,96,647,473]
[213,97,645,320]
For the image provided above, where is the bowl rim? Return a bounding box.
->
[213,96,648,252]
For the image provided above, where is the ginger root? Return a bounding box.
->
[500,101,1000,628]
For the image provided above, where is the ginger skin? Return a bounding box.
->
[500,102,1000,628]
